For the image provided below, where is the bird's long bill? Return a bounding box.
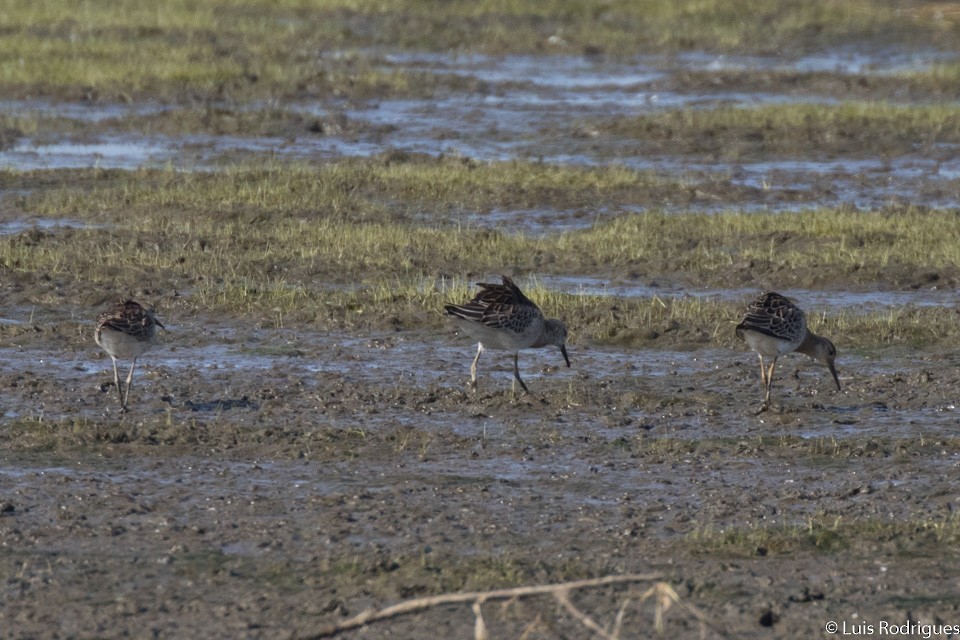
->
[828,362,841,391]
[560,344,571,368]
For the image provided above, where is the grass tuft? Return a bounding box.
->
[0,1,953,100]
[3,161,960,348]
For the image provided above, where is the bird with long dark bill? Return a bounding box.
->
[736,291,839,411]
[445,275,569,393]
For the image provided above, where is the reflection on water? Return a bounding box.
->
[1,47,958,215]
[535,275,957,311]
[0,217,108,234]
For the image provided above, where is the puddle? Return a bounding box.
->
[455,207,603,234]
[536,275,957,310]
[154,343,282,373]
[383,51,667,89]
[1,137,180,170]
[792,404,957,439]
[383,47,956,90]
[0,133,384,171]
[536,152,960,211]
[0,100,170,122]
[2,319,959,475]
[0,217,107,234]
[302,333,577,389]
[3,47,959,215]
[9,125,954,214]
[672,48,957,75]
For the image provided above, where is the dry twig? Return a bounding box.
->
[640,581,714,640]
[554,587,618,640]
[302,572,663,639]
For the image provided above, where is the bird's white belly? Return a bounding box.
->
[96,328,154,360]
[740,329,801,359]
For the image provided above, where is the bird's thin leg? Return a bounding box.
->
[469,343,483,391]
[763,357,778,407]
[758,354,767,387]
[110,356,124,407]
[121,358,137,410]
[513,352,530,395]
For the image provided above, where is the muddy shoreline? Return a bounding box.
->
[2,20,960,639]
[2,315,960,638]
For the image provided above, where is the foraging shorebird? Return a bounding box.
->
[445,275,570,393]
[736,291,840,411]
[95,300,164,411]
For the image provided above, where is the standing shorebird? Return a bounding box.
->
[736,291,840,412]
[444,275,570,393]
[94,299,165,411]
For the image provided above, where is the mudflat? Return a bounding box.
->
[2,2,960,638]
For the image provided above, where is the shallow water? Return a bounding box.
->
[0,217,107,235]
[0,99,170,122]
[671,48,956,75]
[4,42,960,640]
[3,323,958,440]
[0,133,383,171]
[3,311,960,640]
[536,275,957,310]
[3,47,959,212]
[383,47,954,88]
[2,45,959,446]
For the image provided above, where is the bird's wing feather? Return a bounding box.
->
[445,275,540,331]
[736,292,804,341]
[96,300,159,341]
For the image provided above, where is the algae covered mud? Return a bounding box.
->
[2,1,960,638]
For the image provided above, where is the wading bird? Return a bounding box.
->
[445,275,570,393]
[736,291,840,411]
[95,299,165,411]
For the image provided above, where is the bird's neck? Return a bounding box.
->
[795,330,819,357]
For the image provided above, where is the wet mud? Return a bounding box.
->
[5,50,960,212]
[2,311,960,638]
[3,44,960,639]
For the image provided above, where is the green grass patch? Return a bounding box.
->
[324,552,596,599]
[688,513,960,557]
[0,114,94,147]
[673,66,960,103]
[12,158,696,218]
[628,434,960,460]
[3,161,960,347]
[0,0,950,100]
[597,102,960,158]
[10,161,960,274]
[688,518,849,555]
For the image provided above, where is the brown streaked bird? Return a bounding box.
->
[736,291,840,412]
[95,300,164,411]
[444,275,570,394]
